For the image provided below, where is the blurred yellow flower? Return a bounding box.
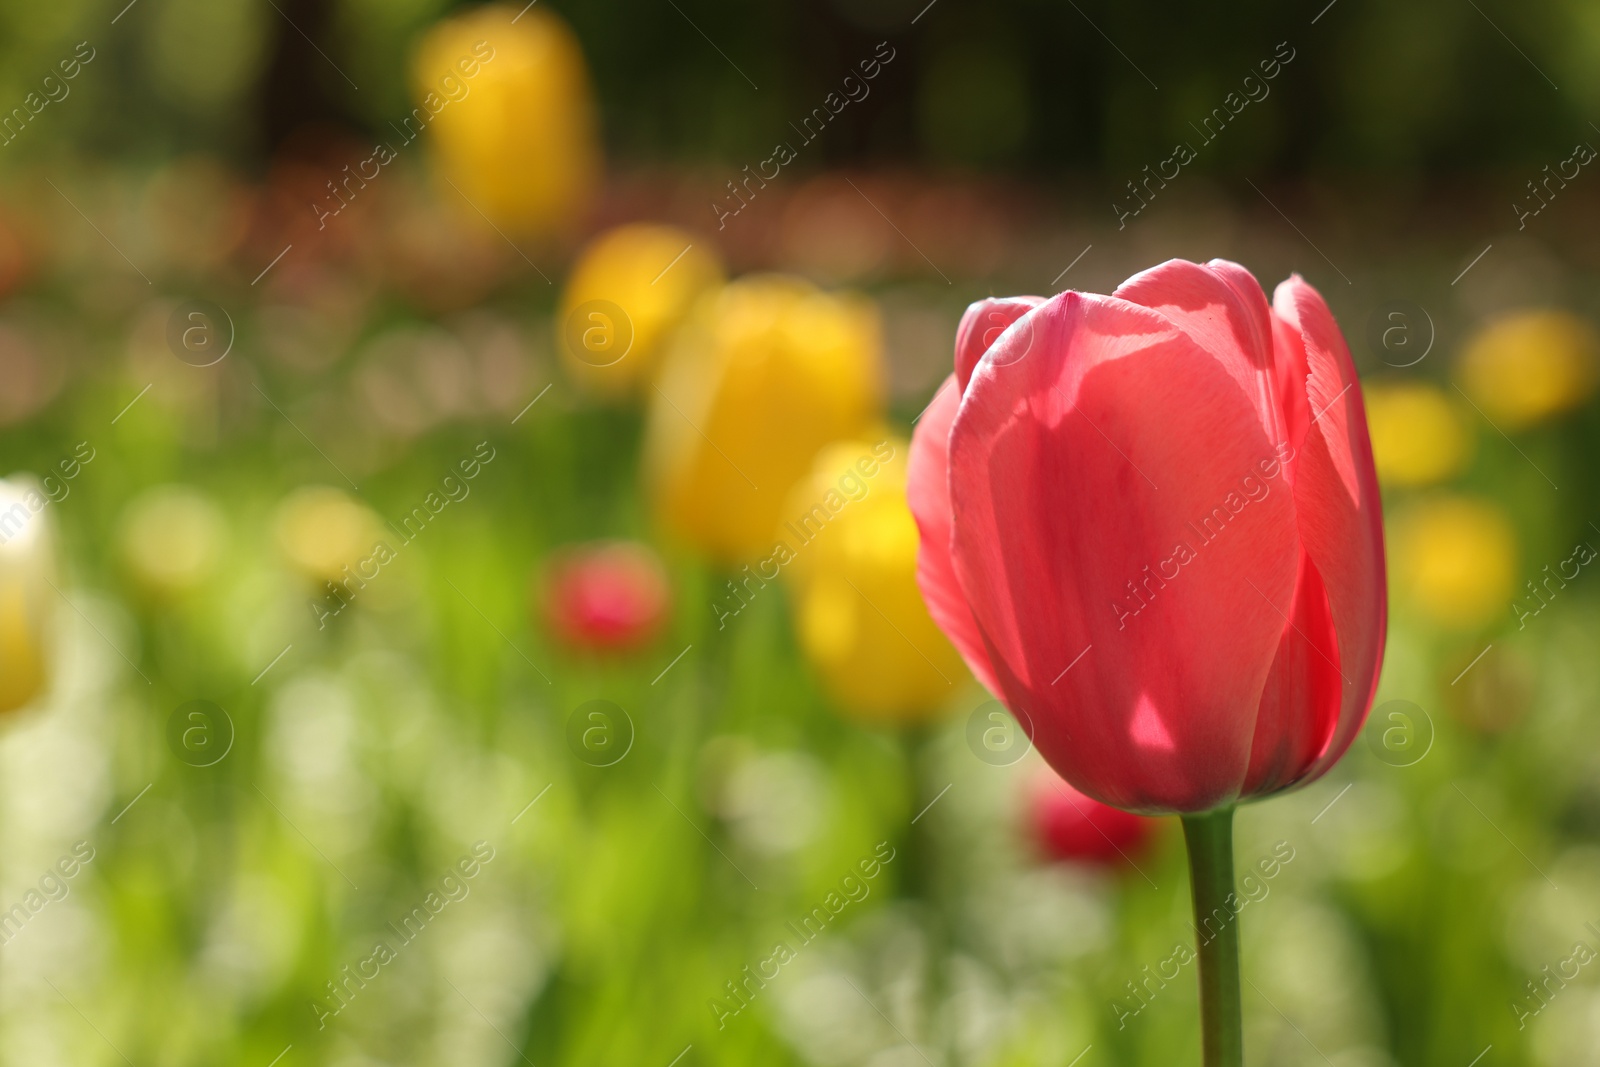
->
[1388,496,1517,629]
[1363,380,1474,487]
[118,485,228,598]
[1455,310,1600,431]
[274,487,385,585]
[0,478,55,714]
[645,275,884,562]
[783,438,965,723]
[412,3,600,239]
[558,224,723,396]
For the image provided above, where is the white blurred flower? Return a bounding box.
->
[975,867,1112,974]
[198,872,304,1005]
[1505,847,1600,974]
[421,747,529,850]
[863,1047,929,1067]
[1312,781,1413,882]
[1245,899,1387,1059]
[773,907,935,1067]
[1,890,107,991]
[1533,987,1600,1067]
[430,906,547,1067]
[719,750,829,856]
[777,966,890,1066]
[943,953,1011,1063]
[265,673,376,853]
[0,1007,71,1067]
[0,709,110,850]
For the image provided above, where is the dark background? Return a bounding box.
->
[10,0,1590,175]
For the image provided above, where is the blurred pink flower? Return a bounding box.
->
[541,541,670,652]
[1029,769,1158,868]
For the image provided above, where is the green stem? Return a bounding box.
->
[899,725,946,999]
[1181,806,1243,1067]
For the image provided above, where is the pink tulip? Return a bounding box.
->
[1029,769,1158,868]
[540,541,670,652]
[908,260,1385,815]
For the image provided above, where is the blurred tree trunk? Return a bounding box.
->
[259,0,353,158]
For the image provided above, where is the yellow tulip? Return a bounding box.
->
[1455,310,1600,430]
[781,438,965,722]
[118,485,228,598]
[0,478,55,714]
[1363,380,1474,488]
[558,224,723,396]
[645,275,884,562]
[412,4,600,239]
[1388,496,1517,630]
[273,487,385,585]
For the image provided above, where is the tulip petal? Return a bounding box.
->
[1115,258,1287,451]
[907,374,1002,695]
[947,292,1301,812]
[1271,276,1387,782]
[955,296,1046,393]
[1241,550,1343,796]
[1113,259,1273,370]
[1270,315,1311,483]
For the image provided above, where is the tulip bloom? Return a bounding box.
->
[781,438,965,722]
[1455,309,1599,430]
[0,478,55,714]
[908,260,1385,1065]
[1363,380,1473,488]
[1029,769,1157,868]
[1390,495,1516,630]
[413,4,600,238]
[274,486,385,585]
[645,275,883,562]
[558,224,723,396]
[540,541,670,652]
[909,261,1384,814]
